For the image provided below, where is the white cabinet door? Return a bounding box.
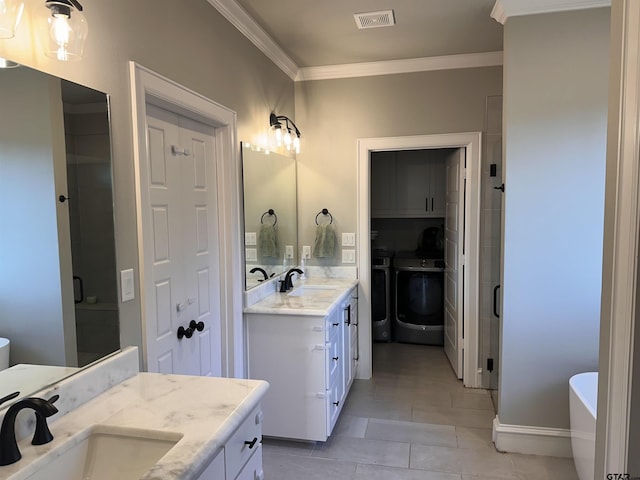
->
[370,151,397,217]
[429,151,447,217]
[388,150,447,218]
[396,150,431,216]
[143,104,222,377]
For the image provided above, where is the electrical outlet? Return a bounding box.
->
[245,232,257,246]
[342,232,356,246]
[302,245,311,259]
[120,268,135,302]
[245,248,257,261]
[342,249,356,264]
[285,245,294,259]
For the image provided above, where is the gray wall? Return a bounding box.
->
[294,67,503,261]
[500,8,609,429]
[0,0,296,356]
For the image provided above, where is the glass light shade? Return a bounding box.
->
[39,1,88,61]
[293,136,300,154]
[283,130,292,149]
[274,126,282,147]
[0,0,24,39]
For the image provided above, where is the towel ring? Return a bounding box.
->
[315,208,333,225]
[261,209,278,226]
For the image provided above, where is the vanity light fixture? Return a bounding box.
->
[0,0,24,39]
[269,112,301,154]
[39,0,87,61]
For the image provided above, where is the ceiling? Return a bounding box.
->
[232,0,503,68]
[208,0,611,80]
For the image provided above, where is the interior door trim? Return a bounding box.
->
[356,132,482,388]
[128,62,242,378]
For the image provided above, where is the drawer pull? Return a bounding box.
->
[244,437,259,449]
[332,356,339,361]
[332,322,339,327]
[333,401,340,406]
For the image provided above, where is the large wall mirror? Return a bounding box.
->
[241,142,297,290]
[0,62,119,405]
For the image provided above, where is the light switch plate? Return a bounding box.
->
[245,248,257,262]
[342,233,356,246]
[342,249,356,264]
[302,245,311,259]
[285,245,294,259]
[120,268,135,302]
[245,232,257,246]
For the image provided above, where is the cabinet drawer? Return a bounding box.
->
[326,338,340,386]
[326,379,343,434]
[235,443,263,480]
[326,316,341,341]
[225,405,263,478]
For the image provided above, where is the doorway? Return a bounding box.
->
[357,133,482,388]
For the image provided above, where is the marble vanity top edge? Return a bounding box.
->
[244,278,359,316]
[4,373,269,480]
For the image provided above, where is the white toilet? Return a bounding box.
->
[0,337,9,371]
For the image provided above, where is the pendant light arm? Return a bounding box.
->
[270,113,301,138]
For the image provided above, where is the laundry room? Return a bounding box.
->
[370,147,456,347]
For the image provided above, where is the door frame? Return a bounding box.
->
[357,132,482,388]
[129,62,244,378]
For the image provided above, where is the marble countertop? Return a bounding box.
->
[243,278,358,316]
[3,373,269,480]
[0,364,80,405]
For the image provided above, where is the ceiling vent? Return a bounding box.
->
[354,9,395,30]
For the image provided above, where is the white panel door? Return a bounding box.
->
[144,104,221,377]
[179,116,221,377]
[444,148,465,379]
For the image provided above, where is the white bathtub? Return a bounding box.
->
[0,337,9,371]
[569,371,597,480]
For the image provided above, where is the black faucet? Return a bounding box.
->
[280,268,304,292]
[0,397,58,466]
[249,267,269,281]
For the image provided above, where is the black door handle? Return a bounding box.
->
[190,320,205,332]
[493,285,501,318]
[344,304,351,325]
[177,325,194,339]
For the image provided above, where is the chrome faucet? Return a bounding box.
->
[0,396,58,466]
[249,267,269,281]
[280,268,304,292]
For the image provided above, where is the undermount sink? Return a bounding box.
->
[25,425,182,480]
[288,285,339,297]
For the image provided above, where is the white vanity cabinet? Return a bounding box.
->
[246,286,358,442]
[195,405,264,480]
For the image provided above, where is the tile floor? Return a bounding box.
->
[262,342,578,479]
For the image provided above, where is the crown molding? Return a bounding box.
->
[491,0,611,24]
[295,51,503,82]
[206,0,299,80]
[207,0,502,82]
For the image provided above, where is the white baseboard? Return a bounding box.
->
[492,416,573,458]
